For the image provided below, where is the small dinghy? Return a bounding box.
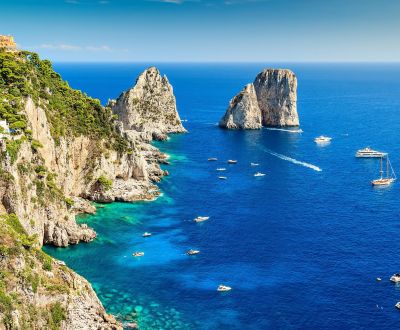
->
[217,285,232,292]
[216,168,226,171]
[218,176,227,180]
[194,216,209,223]
[227,160,237,164]
[142,232,152,237]
[133,252,144,257]
[186,249,200,255]
[254,172,266,177]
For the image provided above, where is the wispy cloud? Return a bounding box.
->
[36,44,112,52]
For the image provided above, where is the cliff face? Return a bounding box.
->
[0,50,181,329]
[110,66,186,141]
[219,68,298,129]
[219,83,262,129]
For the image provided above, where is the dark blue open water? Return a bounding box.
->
[45,63,400,329]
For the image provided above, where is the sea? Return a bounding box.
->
[44,63,400,329]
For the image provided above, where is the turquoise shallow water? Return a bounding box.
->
[45,63,400,329]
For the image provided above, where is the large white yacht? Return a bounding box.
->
[355,147,387,158]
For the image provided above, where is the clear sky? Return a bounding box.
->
[1,0,399,62]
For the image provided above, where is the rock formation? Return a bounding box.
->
[110,66,186,141]
[219,68,298,129]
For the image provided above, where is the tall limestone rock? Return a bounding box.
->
[219,83,262,129]
[110,67,186,141]
[219,68,299,129]
[253,69,298,127]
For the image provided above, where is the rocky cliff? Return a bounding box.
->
[0,50,181,328]
[219,68,298,129]
[110,66,186,141]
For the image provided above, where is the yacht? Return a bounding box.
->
[208,158,218,161]
[218,176,228,180]
[186,249,200,256]
[314,136,332,143]
[396,302,400,310]
[142,232,152,237]
[194,216,209,223]
[133,252,144,257]
[217,285,232,292]
[390,274,400,283]
[356,147,387,158]
[250,163,259,166]
[216,168,226,171]
[371,156,396,186]
[254,172,266,177]
[227,160,237,164]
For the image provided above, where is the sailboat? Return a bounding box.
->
[371,155,396,186]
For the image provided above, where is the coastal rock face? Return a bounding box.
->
[219,84,262,129]
[219,68,298,129]
[253,69,298,127]
[110,66,186,141]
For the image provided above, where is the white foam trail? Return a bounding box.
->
[266,128,303,133]
[263,148,322,172]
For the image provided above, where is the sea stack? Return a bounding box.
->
[219,69,298,129]
[110,66,186,140]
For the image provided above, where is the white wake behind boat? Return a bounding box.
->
[356,147,387,158]
[314,135,332,143]
[371,155,396,187]
[217,285,232,292]
[194,216,209,223]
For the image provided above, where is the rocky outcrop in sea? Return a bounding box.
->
[219,69,298,129]
[109,66,187,141]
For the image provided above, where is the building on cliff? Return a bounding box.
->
[0,35,17,50]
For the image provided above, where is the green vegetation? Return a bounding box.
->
[50,302,66,330]
[98,175,113,191]
[0,49,127,151]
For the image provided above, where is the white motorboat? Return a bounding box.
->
[142,232,152,237]
[356,147,387,158]
[216,168,226,171]
[194,216,209,223]
[396,302,400,310]
[227,160,237,164]
[314,136,332,143]
[254,172,266,177]
[218,176,228,180]
[250,163,259,166]
[217,285,232,292]
[133,252,144,257]
[390,273,400,283]
[186,249,200,255]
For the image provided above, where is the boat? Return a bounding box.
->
[254,172,266,177]
[356,147,387,158]
[208,158,218,161]
[132,252,144,257]
[376,277,382,281]
[217,285,232,292]
[250,163,259,166]
[142,232,152,237]
[390,273,400,283]
[194,216,209,223]
[218,176,227,180]
[216,168,226,171]
[186,249,200,255]
[314,136,332,143]
[396,302,400,310]
[227,160,237,164]
[371,155,396,186]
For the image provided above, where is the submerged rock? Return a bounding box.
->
[219,68,298,129]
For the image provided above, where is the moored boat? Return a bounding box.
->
[142,232,152,237]
[186,249,200,255]
[371,156,396,187]
[216,168,226,171]
[356,147,387,158]
[133,252,144,257]
[396,302,400,309]
[314,135,332,143]
[218,176,227,180]
[250,163,259,166]
[227,160,237,164]
[194,216,209,223]
[390,273,400,283]
[254,172,266,177]
[217,285,232,292]
[208,158,218,161]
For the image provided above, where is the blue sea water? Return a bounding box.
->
[44,63,400,329]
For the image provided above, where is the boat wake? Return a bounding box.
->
[262,148,322,172]
[265,128,303,133]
